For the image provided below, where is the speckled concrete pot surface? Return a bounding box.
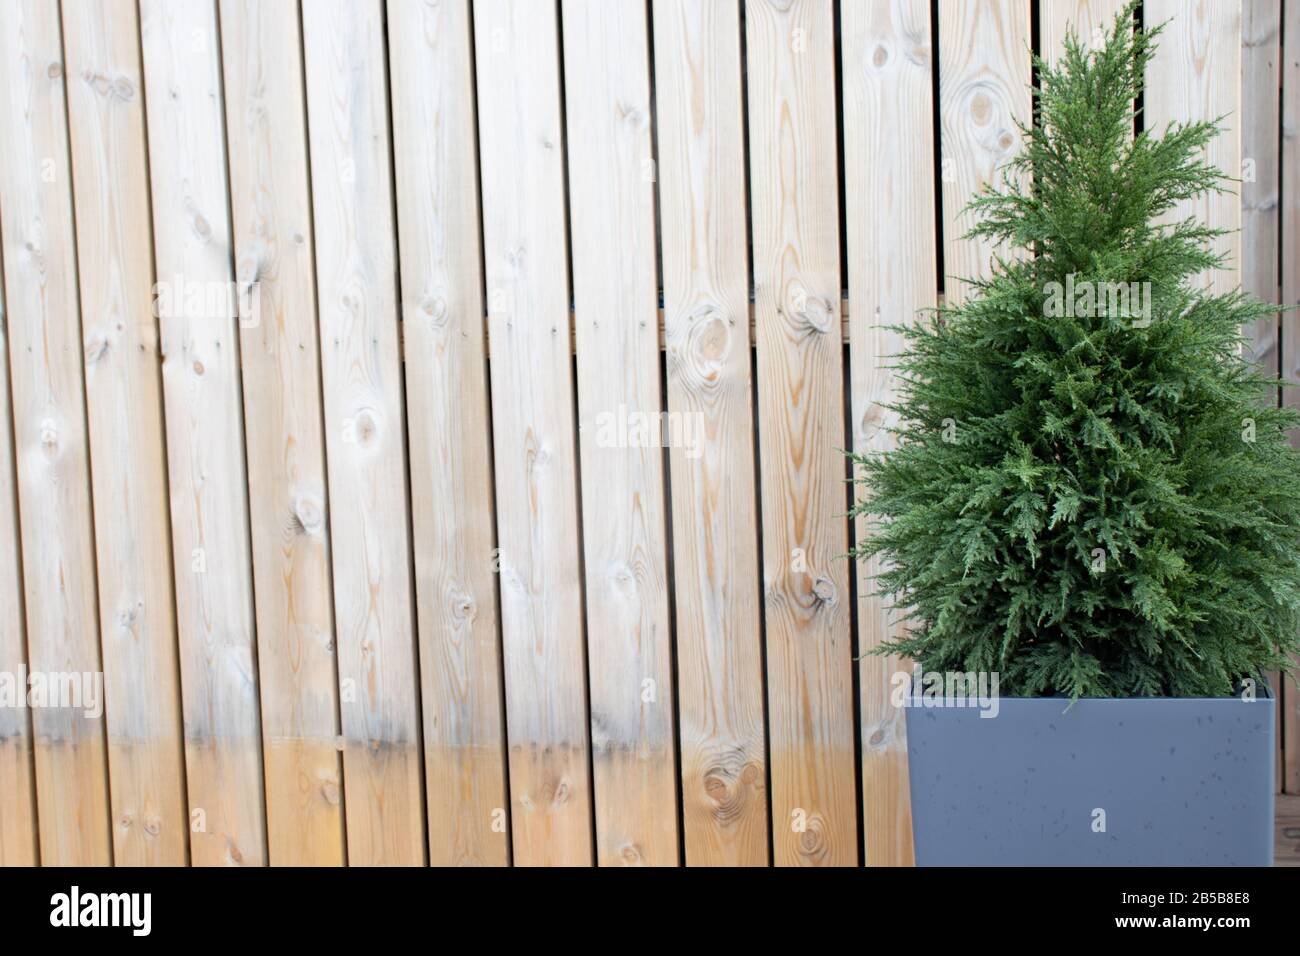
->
[904,690,1275,866]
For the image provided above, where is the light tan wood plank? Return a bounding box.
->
[651,0,769,867]
[842,0,939,868]
[1240,0,1280,374]
[745,0,857,867]
[562,0,679,867]
[472,0,594,866]
[0,237,39,866]
[61,0,188,865]
[218,0,345,866]
[386,0,509,867]
[1282,0,1300,796]
[1041,0,1128,65]
[1237,0,1282,792]
[1238,0,1282,373]
[0,0,112,866]
[301,0,425,866]
[1144,0,1241,296]
[937,0,1031,306]
[139,0,266,867]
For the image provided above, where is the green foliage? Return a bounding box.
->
[849,2,1300,698]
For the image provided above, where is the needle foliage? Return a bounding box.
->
[849,2,1300,698]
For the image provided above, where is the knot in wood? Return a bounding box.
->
[292,492,325,536]
[353,408,379,446]
[798,818,827,859]
[421,293,449,328]
[449,585,476,623]
[619,842,645,864]
[812,575,836,604]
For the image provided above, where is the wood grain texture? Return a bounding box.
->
[140,0,266,867]
[841,0,938,868]
[745,0,857,867]
[1277,793,1300,864]
[0,233,39,866]
[62,0,189,866]
[473,0,594,866]
[301,0,425,866]
[386,0,509,867]
[1237,0,1282,792]
[0,0,112,865]
[218,0,345,866]
[1283,0,1300,796]
[1040,0,1128,65]
[651,0,769,867]
[1239,0,1280,374]
[562,0,678,868]
[937,0,1031,306]
[1144,0,1241,296]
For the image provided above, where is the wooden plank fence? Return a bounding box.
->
[0,0,1291,866]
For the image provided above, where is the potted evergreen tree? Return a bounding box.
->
[850,3,1298,866]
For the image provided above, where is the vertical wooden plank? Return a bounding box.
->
[745,0,857,867]
[1282,0,1300,795]
[1239,0,1279,371]
[473,0,594,866]
[561,0,678,867]
[1239,0,1282,792]
[937,0,1032,306]
[842,0,937,868]
[62,0,188,865]
[1144,0,1241,297]
[301,0,425,866]
[219,0,345,866]
[0,245,39,866]
[1041,0,1128,65]
[139,0,266,867]
[0,0,112,865]
[386,0,509,867]
[652,0,769,867]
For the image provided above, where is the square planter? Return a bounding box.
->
[904,683,1275,866]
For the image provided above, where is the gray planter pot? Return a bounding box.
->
[904,682,1275,866]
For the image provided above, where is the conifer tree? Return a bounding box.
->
[850,2,1300,698]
